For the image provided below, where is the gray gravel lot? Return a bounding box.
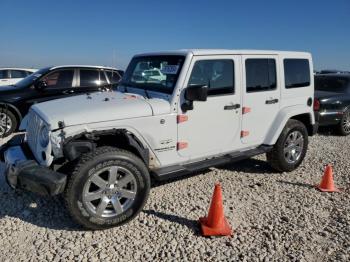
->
[0,131,349,261]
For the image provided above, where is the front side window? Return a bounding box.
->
[246,59,277,93]
[121,55,185,94]
[188,59,234,95]
[284,59,310,88]
[42,70,74,88]
[11,70,27,79]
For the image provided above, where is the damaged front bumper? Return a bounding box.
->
[1,134,66,196]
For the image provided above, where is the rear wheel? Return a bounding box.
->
[267,119,308,172]
[0,109,17,138]
[65,146,150,230]
[336,109,350,136]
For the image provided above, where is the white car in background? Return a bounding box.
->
[141,69,166,82]
[0,68,37,86]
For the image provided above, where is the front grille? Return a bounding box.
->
[26,111,44,160]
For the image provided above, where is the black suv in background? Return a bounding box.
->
[314,73,350,135]
[0,66,123,137]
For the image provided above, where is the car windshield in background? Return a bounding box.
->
[315,76,350,93]
[14,67,51,88]
[121,55,185,94]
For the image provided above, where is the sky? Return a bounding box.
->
[0,0,349,71]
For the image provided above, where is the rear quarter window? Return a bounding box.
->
[284,59,310,88]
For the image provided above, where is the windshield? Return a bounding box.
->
[14,67,51,88]
[121,55,185,94]
[315,76,350,93]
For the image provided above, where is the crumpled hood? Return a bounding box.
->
[31,91,171,129]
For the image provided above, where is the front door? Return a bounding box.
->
[25,69,76,108]
[177,56,242,159]
[241,55,280,145]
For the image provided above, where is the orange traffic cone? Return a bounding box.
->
[316,164,341,192]
[199,183,233,236]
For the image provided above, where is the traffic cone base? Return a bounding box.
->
[199,216,233,236]
[316,185,341,192]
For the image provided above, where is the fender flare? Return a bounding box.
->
[63,128,151,166]
[264,105,315,145]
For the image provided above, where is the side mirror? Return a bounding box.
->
[35,80,47,90]
[185,85,208,102]
[182,85,208,112]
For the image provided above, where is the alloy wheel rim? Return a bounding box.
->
[0,112,12,136]
[83,166,137,218]
[283,130,304,164]
[342,111,350,133]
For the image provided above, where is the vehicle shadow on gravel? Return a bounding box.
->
[0,189,82,231]
[317,127,338,136]
[221,158,276,174]
[0,164,82,231]
[143,210,200,235]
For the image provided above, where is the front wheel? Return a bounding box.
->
[65,146,150,230]
[267,119,308,172]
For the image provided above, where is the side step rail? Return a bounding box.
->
[152,145,273,181]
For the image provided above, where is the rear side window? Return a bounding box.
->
[11,70,27,78]
[188,59,234,96]
[284,59,310,88]
[80,70,100,86]
[246,59,276,93]
[315,76,350,93]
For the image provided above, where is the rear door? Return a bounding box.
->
[177,55,242,159]
[77,69,109,93]
[241,55,280,145]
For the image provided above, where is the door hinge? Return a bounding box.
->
[241,131,250,137]
[242,107,251,114]
[177,142,188,150]
[177,115,188,123]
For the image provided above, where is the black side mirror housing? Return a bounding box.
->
[182,85,208,112]
[35,80,47,90]
[185,85,208,102]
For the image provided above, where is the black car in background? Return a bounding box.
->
[0,66,123,137]
[314,73,350,135]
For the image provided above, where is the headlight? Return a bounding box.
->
[39,125,50,147]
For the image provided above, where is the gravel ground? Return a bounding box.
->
[0,131,349,261]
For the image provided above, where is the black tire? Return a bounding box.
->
[336,108,350,136]
[0,108,17,138]
[267,119,308,172]
[65,146,150,230]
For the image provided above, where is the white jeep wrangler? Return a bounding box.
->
[1,50,317,229]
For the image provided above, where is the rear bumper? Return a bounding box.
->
[1,134,66,196]
[318,110,343,126]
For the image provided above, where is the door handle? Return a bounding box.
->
[224,104,241,110]
[63,90,74,94]
[265,98,279,104]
